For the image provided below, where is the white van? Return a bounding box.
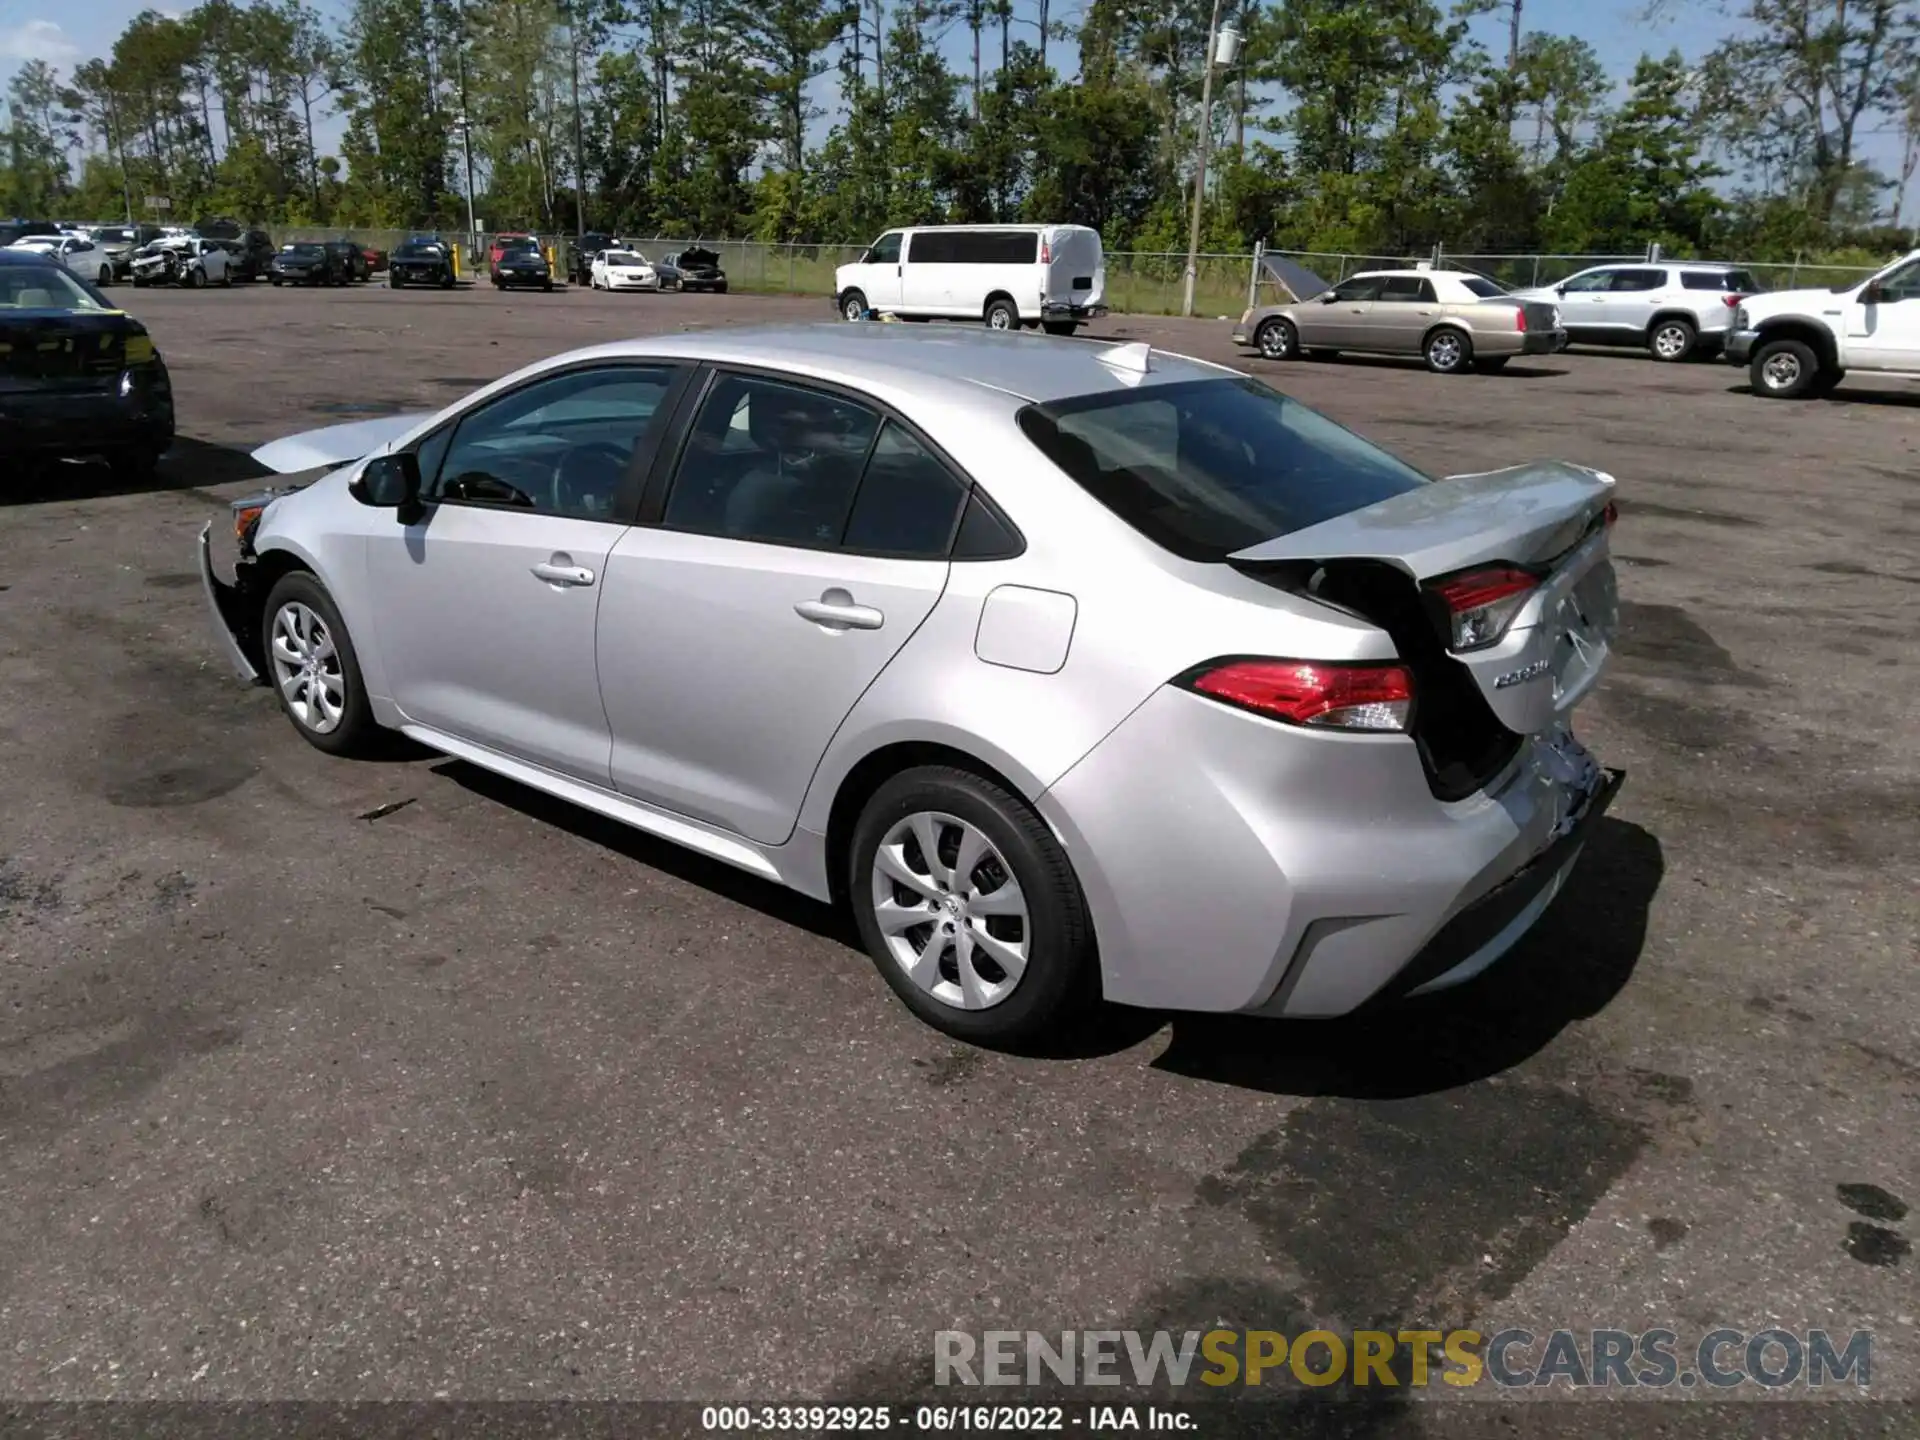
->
[833,224,1108,334]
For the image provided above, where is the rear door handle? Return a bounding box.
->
[531,560,595,587]
[795,589,884,631]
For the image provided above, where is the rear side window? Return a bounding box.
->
[911,230,1037,265]
[1460,277,1506,298]
[1017,377,1430,562]
[1681,269,1761,293]
[841,423,969,556]
[1378,276,1437,302]
[1610,269,1665,292]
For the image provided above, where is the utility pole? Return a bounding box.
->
[452,17,478,248]
[1180,1,1237,318]
[567,0,587,236]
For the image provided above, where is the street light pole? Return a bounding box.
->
[567,0,588,237]
[1180,0,1227,319]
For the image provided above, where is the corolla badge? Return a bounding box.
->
[1494,658,1552,689]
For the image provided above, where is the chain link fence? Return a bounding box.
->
[272,227,1885,313]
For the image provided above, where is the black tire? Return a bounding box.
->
[1750,338,1819,399]
[543,279,553,292]
[260,572,378,757]
[714,282,727,294]
[132,277,147,288]
[98,265,114,286]
[440,271,454,290]
[1255,317,1296,360]
[184,266,206,289]
[1648,317,1696,363]
[270,276,281,287]
[1424,326,1472,374]
[389,276,403,289]
[1474,355,1511,373]
[849,765,1098,1046]
[840,288,867,321]
[1042,320,1078,337]
[983,297,1019,331]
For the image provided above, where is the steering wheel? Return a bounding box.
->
[550,441,630,516]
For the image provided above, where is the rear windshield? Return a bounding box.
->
[1460,276,1507,298]
[1017,377,1430,562]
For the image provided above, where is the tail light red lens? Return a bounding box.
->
[1514,306,1527,332]
[1603,499,1618,527]
[1181,659,1414,733]
[1427,566,1541,651]
[1722,294,1743,308]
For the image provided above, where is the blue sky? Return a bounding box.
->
[1,0,1909,211]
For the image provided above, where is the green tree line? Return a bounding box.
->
[4,0,1919,260]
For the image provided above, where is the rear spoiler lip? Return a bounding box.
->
[1226,461,1615,580]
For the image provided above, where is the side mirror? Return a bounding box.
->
[1319,292,1340,304]
[350,452,422,520]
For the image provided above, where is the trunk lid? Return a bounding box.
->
[1230,461,1618,736]
[0,311,148,390]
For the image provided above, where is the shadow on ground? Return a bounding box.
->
[7,436,273,504]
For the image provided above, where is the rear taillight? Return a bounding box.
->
[1515,307,1527,332]
[1040,240,1051,263]
[1179,659,1414,733]
[1722,294,1744,308]
[1427,566,1540,652]
[1603,499,1618,527]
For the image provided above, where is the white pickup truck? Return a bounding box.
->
[1727,249,1920,398]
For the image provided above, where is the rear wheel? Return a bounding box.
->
[984,297,1019,331]
[840,289,868,321]
[1424,326,1471,374]
[184,266,206,289]
[97,264,113,286]
[1255,317,1297,360]
[440,271,454,290]
[1751,338,1819,399]
[849,766,1097,1046]
[262,573,377,757]
[389,275,404,289]
[1648,317,1696,362]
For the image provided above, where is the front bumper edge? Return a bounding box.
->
[198,522,261,684]
[1724,328,1758,364]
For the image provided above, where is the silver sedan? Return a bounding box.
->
[200,326,1622,1045]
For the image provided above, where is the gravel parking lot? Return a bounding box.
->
[2,283,1916,1428]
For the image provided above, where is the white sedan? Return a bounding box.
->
[10,234,115,286]
[589,249,663,291]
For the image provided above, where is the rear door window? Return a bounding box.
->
[1017,377,1430,562]
[1377,276,1436,302]
[1610,269,1666,292]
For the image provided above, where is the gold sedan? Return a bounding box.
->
[1233,268,1568,374]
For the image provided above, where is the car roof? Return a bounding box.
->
[1349,268,1490,281]
[0,247,59,267]
[560,324,1234,405]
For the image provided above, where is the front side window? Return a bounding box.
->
[1872,258,1920,302]
[1330,276,1385,302]
[663,374,882,547]
[867,232,903,266]
[1017,377,1430,563]
[1559,269,1613,293]
[430,364,679,520]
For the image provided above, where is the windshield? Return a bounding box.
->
[96,227,135,244]
[284,244,324,258]
[604,251,645,265]
[0,263,110,311]
[1460,276,1507,298]
[1017,376,1431,562]
[397,242,443,258]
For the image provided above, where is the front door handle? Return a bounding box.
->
[795,588,884,631]
[531,559,595,587]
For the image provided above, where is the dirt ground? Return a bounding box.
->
[1,282,1916,1433]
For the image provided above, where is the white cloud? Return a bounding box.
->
[0,18,82,66]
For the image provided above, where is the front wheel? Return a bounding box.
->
[439,272,454,290]
[270,276,282,287]
[984,298,1019,331]
[1424,327,1471,374]
[262,572,378,756]
[1648,318,1696,363]
[1750,338,1820,399]
[184,266,206,289]
[849,766,1097,1047]
[98,265,114,286]
[1255,317,1297,360]
[840,289,868,321]
[714,282,728,294]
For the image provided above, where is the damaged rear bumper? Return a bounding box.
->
[198,521,260,683]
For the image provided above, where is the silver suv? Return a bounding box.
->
[1511,263,1761,362]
